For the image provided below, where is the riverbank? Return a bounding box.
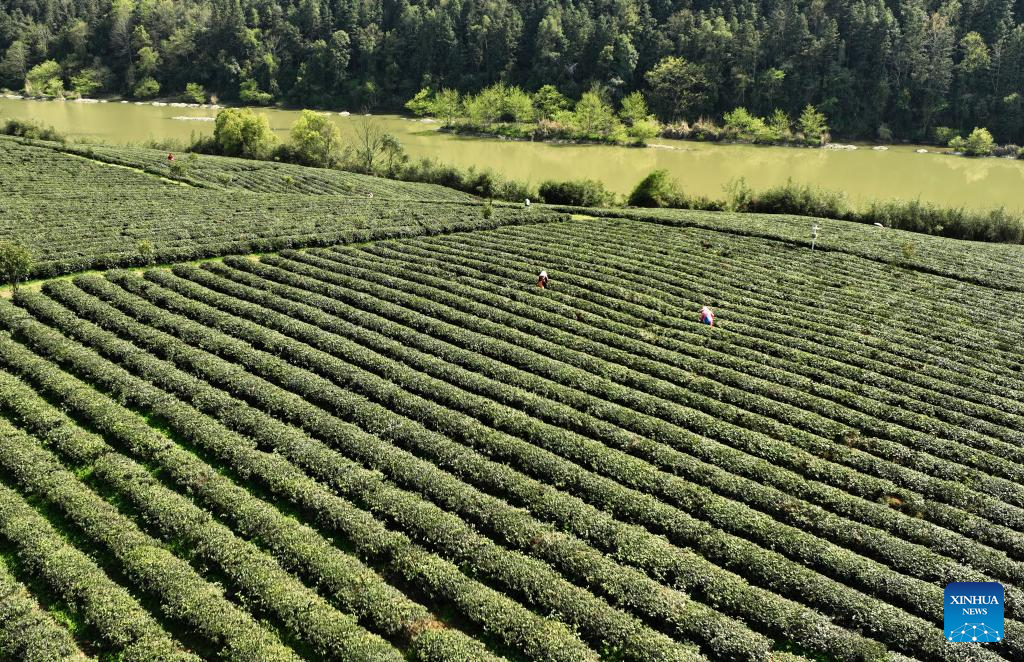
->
[2,95,1022,211]
[10,90,1022,162]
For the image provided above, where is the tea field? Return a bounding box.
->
[2,133,1023,660]
[0,204,1022,660]
[0,136,494,278]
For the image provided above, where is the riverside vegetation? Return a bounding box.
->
[5,0,1024,147]
[5,115,1024,247]
[405,84,831,147]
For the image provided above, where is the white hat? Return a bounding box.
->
[539,271,548,278]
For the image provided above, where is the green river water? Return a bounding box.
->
[3,96,1023,210]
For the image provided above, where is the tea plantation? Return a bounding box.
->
[0,136,1021,661]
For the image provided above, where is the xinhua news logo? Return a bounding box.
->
[944,582,1004,643]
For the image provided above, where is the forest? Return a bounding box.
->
[1,0,1023,143]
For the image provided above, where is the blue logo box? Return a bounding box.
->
[944,582,1004,643]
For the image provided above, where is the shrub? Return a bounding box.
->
[183,82,206,103]
[132,76,160,99]
[627,170,684,207]
[539,179,612,207]
[723,107,776,143]
[533,85,570,120]
[1,119,64,142]
[798,104,829,145]
[24,60,62,96]
[238,79,272,105]
[0,241,33,289]
[992,144,1020,158]
[933,126,960,145]
[289,110,344,168]
[964,127,995,156]
[690,117,723,141]
[212,108,278,159]
[70,68,102,96]
[405,88,433,116]
[768,110,792,141]
[733,179,848,219]
[137,240,155,264]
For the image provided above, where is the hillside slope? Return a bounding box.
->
[0,213,1021,660]
[0,136,531,278]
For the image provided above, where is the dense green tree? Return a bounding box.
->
[533,85,570,120]
[964,126,996,155]
[289,110,344,167]
[213,108,278,158]
[644,56,714,121]
[572,91,622,138]
[5,0,1024,142]
[24,60,63,96]
[0,41,28,88]
[0,241,33,289]
[70,69,102,96]
[799,104,830,143]
[405,88,433,116]
[431,89,462,126]
[627,169,683,207]
[183,82,206,103]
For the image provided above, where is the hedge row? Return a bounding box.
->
[356,238,1024,552]
[106,267,775,662]
[567,222,1024,379]
[382,235,1024,536]
[50,139,474,201]
[155,263,899,660]
[403,227,1024,445]
[0,376,404,661]
[299,240,1024,532]
[0,477,195,661]
[29,280,700,662]
[0,302,600,662]
[449,227,1024,452]
[183,257,1022,661]
[538,220,1024,390]
[0,553,85,662]
[0,364,494,661]
[344,235,1024,486]
[0,418,300,661]
[491,220,1024,397]
[49,272,943,661]
[462,225,1024,443]
[2,138,560,279]
[195,256,1024,600]
[22,203,558,281]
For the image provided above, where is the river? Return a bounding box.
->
[3,96,1023,210]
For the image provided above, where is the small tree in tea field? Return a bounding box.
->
[0,241,33,289]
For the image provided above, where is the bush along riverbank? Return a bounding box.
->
[406,84,830,147]
[407,84,1024,161]
[625,171,1024,244]
[7,115,1022,245]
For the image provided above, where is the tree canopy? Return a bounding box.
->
[2,0,1024,141]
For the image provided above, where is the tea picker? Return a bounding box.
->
[700,306,715,327]
[537,270,549,289]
